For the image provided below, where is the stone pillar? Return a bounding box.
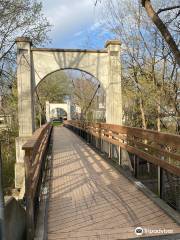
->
[105,40,122,125]
[15,37,35,188]
[46,101,50,122]
[67,100,71,120]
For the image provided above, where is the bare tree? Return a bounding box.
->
[0,0,51,95]
[141,0,180,66]
[95,0,180,65]
[0,0,51,192]
[69,71,103,121]
[100,0,179,133]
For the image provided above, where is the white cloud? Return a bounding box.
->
[41,0,100,47]
[74,31,84,37]
[90,22,102,31]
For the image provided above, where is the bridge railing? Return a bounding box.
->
[22,123,52,240]
[65,120,180,208]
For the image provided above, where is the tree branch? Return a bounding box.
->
[157,5,180,15]
[141,0,180,66]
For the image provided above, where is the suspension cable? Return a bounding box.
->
[84,83,100,115]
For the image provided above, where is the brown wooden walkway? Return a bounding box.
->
[47,127,180,239]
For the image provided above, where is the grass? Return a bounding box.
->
[1,142,16,195]
[0,128,17,195]
[51,122,63,127]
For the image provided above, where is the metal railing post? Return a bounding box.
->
[108,143,111,158]
[0,142,5,240]
[118,145,121,166]
[98,124,101,151]
[134,155,139,178]
[158,166,162,198]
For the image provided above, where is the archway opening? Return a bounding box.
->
[50,107,67,120]
[35,68,106,128]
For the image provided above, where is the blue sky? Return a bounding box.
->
[42,0,113,49]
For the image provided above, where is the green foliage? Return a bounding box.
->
[0,0,51,193]
[2,81,18,131]
[37,71,72,106]
[0,81,18,193]
[71,75,102,121]
[0,0,51,94]
[35,71,72,125]
[51,122,63,127]
[102,0,179,133]
[0,129,16,194]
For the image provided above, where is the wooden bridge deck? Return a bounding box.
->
[47,127,180,240]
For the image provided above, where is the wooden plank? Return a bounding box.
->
[23,124,52,240]
[100,124,180,147]
[22,123,49,150]
[134,141,180,161]
[101,135,180,176]
[66,121,180,176]
[47,127,180,240]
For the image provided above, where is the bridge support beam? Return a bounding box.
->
[15,37,35,188]
[105,40,122,125]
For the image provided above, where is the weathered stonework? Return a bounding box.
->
[15,162,25,189]
[15,37,122,187]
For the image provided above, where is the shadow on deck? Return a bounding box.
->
[34,126,180,240]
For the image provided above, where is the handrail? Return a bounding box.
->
[65,120,180,176]
[22,123,52,240]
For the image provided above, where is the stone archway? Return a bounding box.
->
[46,101,71,121]
[15,37,122,187]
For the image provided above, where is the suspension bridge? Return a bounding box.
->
[2,37,180,240]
